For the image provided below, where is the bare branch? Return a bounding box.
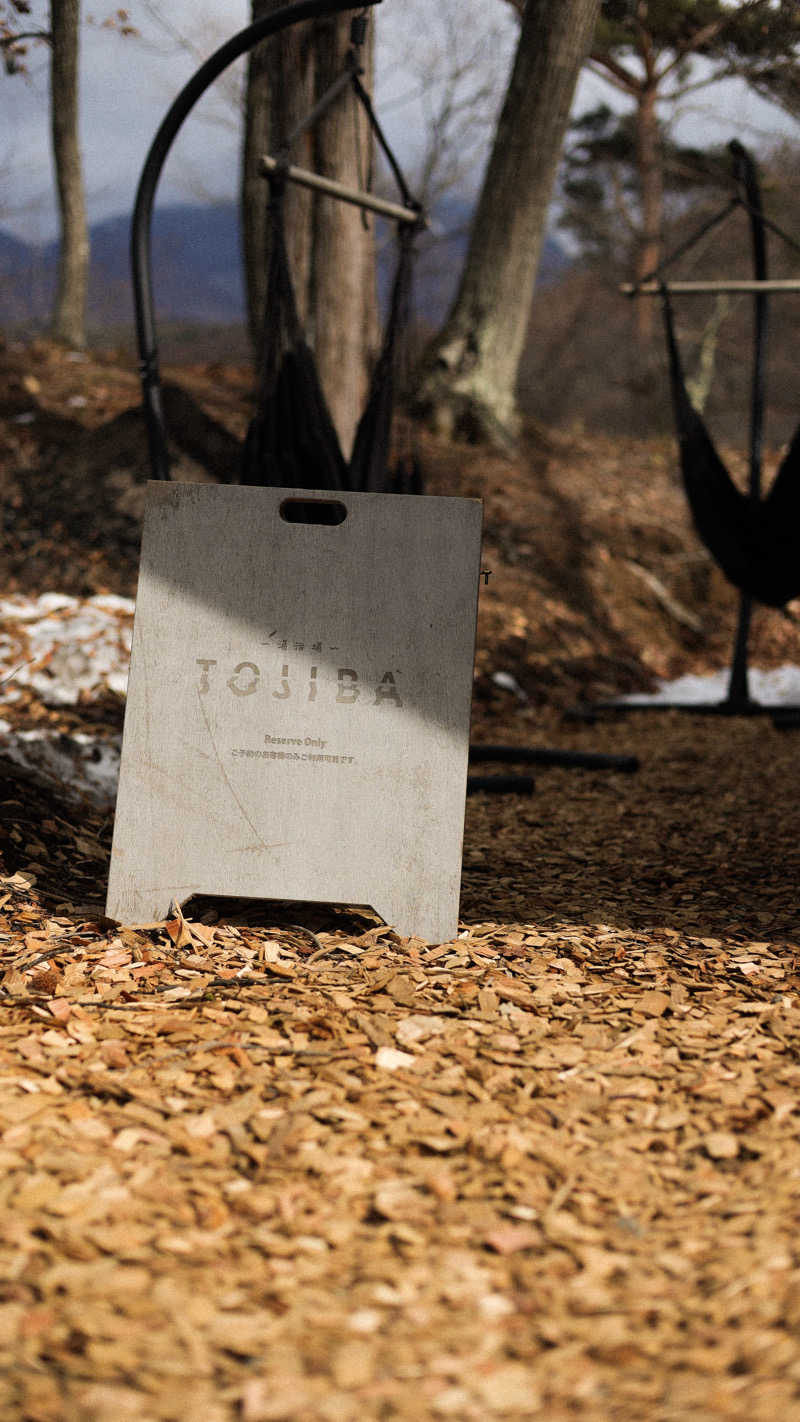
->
[0,27,50,46]
[633,14,658,84]
[656,19,728,83]
[588,50,642,95]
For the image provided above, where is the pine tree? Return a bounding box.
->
[585,0,800,345]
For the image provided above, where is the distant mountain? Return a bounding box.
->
[0,229,33,275]
[87,206,247,324]
[0,197,568,333]
[0,230,53,324]
[0,205,247,329]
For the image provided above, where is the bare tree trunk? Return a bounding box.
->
[413,0,601,444]
[50,0,88,348]
[241,4,377,457]
[242,5,315,341]
[685,294,731,413]
[310,15,378,456]
[633,82,662,351]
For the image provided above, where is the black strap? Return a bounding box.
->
[349,219,420,491]
[276,13,421,225]
[350,69,420,216]
[640,198,739,290]
[242,176,348,490]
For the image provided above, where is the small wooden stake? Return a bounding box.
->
[260,155,423,225]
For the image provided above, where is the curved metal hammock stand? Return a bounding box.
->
[131,0,403,489]
[129,0,639,787]
[589,140,800,726]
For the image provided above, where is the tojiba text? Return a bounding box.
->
[196,660,404,707]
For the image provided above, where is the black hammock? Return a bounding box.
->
[129,0,424,494]
[655,138,800,610]
[662,284,800,609]
[241,172,422,495]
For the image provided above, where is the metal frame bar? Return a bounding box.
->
[622,280,800,295]
[469,744,638,773]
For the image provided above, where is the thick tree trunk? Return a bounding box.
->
[50,0,88,349]
[413,0,601,443]
[310,16,378,456]
[241,4,377,457]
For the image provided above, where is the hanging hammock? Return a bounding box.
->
[240,14,424,496]
[661,282,800,608]
[630,139,800,613]
[130,0,423,493]
[584,140,800,717]
[241,174,422,494]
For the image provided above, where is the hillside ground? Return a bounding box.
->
[2,339,800,1421]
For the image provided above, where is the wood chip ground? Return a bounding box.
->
[2,344,800,1419]
[2,705,800,1421]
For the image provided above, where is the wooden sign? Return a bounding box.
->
[106,483,482,943]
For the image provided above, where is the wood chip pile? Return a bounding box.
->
[2,703,800,1421]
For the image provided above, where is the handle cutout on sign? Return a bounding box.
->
[280,498,348,527]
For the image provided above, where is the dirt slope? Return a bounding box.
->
[5,339,800,702]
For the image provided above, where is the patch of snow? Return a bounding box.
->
[0,592,132,807]
[620,665,800,707]
[491,670,528,703]
[3,589,800,809]
[0,719,120,810]
[0,592,134,706]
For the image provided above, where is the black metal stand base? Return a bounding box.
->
[569,698,800,729]
[469,743,639,771]
[466,742,640,793]
[467,773,535,795]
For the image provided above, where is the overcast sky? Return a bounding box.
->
[1,0,797,245]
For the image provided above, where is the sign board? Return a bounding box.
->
[106,483,482,943]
